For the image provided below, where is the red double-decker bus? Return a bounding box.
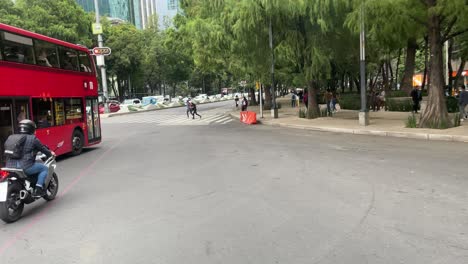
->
[0,23,101,165]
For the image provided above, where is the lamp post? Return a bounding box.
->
[94,0,109,113]
[269,16,278,118]
[359,1,369,126]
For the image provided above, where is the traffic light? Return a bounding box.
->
[92,47,111,56]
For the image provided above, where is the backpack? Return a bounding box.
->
[4,134,27,159]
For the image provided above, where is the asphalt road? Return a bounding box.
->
[1,101,467,264]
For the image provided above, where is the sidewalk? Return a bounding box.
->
[230,97,468,143]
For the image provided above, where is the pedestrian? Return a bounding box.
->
[324,89,333,115]
[241,96,248,111]
[303,90,308,109]
[186,98,192,118]
[235,95,239,108]
[331,91,339,112]
[190,102,202,119]
[458,85,468,121]
[291,92,297,108]
[410,87,421,113]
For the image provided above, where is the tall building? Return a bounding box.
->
[139,0,157,29]
[76,0,160,30]
[155,0,180,29]
[76,0,111,16]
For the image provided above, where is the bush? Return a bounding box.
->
[339,94,361,110]
[386,98,413,112]
[405,113,417,128]
[388,90,408,98]
[446,96,458,113]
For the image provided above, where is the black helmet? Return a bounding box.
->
[19,119,36,134]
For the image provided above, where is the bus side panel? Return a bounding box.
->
[35,125,75,156]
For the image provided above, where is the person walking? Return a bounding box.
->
[410,87,421,113]
[291,93,297,108]
[235,95,239,108]
[186,98,192,118]
[190,102,202,119]
[241,96,248,111]
[324,89,333,115]
[458,85,468,121]
[303,90,308,109]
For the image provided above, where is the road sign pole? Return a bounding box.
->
[94,0,109,113]
[259,83,264,118]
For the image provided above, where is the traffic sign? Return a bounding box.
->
[92,47,112,56]
[92,23,103,35]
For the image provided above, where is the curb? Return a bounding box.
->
[229,112,467,143]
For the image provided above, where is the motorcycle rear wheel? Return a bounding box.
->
[0,182,24,223]
[43,173,59,201]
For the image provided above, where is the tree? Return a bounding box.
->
[417,0,468,128]
[15,0,93,46]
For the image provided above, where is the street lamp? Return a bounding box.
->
[93,0,110,113]
[359,1,369,126]
[269,16,278,118]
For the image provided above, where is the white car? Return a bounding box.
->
[122,99,141,106]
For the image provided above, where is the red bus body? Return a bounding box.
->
[0,23,101,164]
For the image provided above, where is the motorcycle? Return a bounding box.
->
[0,141,63,223]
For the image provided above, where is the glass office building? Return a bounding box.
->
[76,0,111,16]
[155,0,180,29]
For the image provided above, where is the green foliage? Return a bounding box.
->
[386,98,413,112]
[387,90,409,98]
[405,113,417,128]
[339,94,361,110]
[446,97,459,113]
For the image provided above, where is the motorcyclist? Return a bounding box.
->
[5,119,55,197]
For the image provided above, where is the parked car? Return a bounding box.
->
[99,102,121,114]
[122,98,142,106]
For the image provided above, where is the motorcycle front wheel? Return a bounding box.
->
[43,173,59,201]
[0,182,24,223]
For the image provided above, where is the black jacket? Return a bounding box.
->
[5,135,52,169]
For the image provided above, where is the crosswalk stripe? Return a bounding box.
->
[103,113,233,126]
[213,116,230,123]
[221,119,233,124]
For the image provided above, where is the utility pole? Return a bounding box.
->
[94,0,109,113]
[359,1,369,126]
[269,16,278,118]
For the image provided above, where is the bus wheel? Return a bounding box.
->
[71,130,84,156]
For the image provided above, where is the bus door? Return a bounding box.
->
[0,99,30,165]
[85,98,101,143]
[0,100,14,166]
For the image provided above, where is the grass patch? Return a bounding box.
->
[405,113,417,128]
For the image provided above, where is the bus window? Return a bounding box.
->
[32,98,55,128]
[78,51,92,73]
[34,40,59,68]
[58,46,79,71]
[65,98,83,124]
[2,31,35,64]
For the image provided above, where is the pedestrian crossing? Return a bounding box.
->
[102,113,234,126]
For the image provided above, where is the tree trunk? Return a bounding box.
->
[453,60,466,89]
[264,85,272,110]
[400,38,418,95]
[249,88,257,105]
[388,59,393,91]
[395,48,402,89]
[306,80,320,119]
[422,37,429,91]
[419,4,451,128]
